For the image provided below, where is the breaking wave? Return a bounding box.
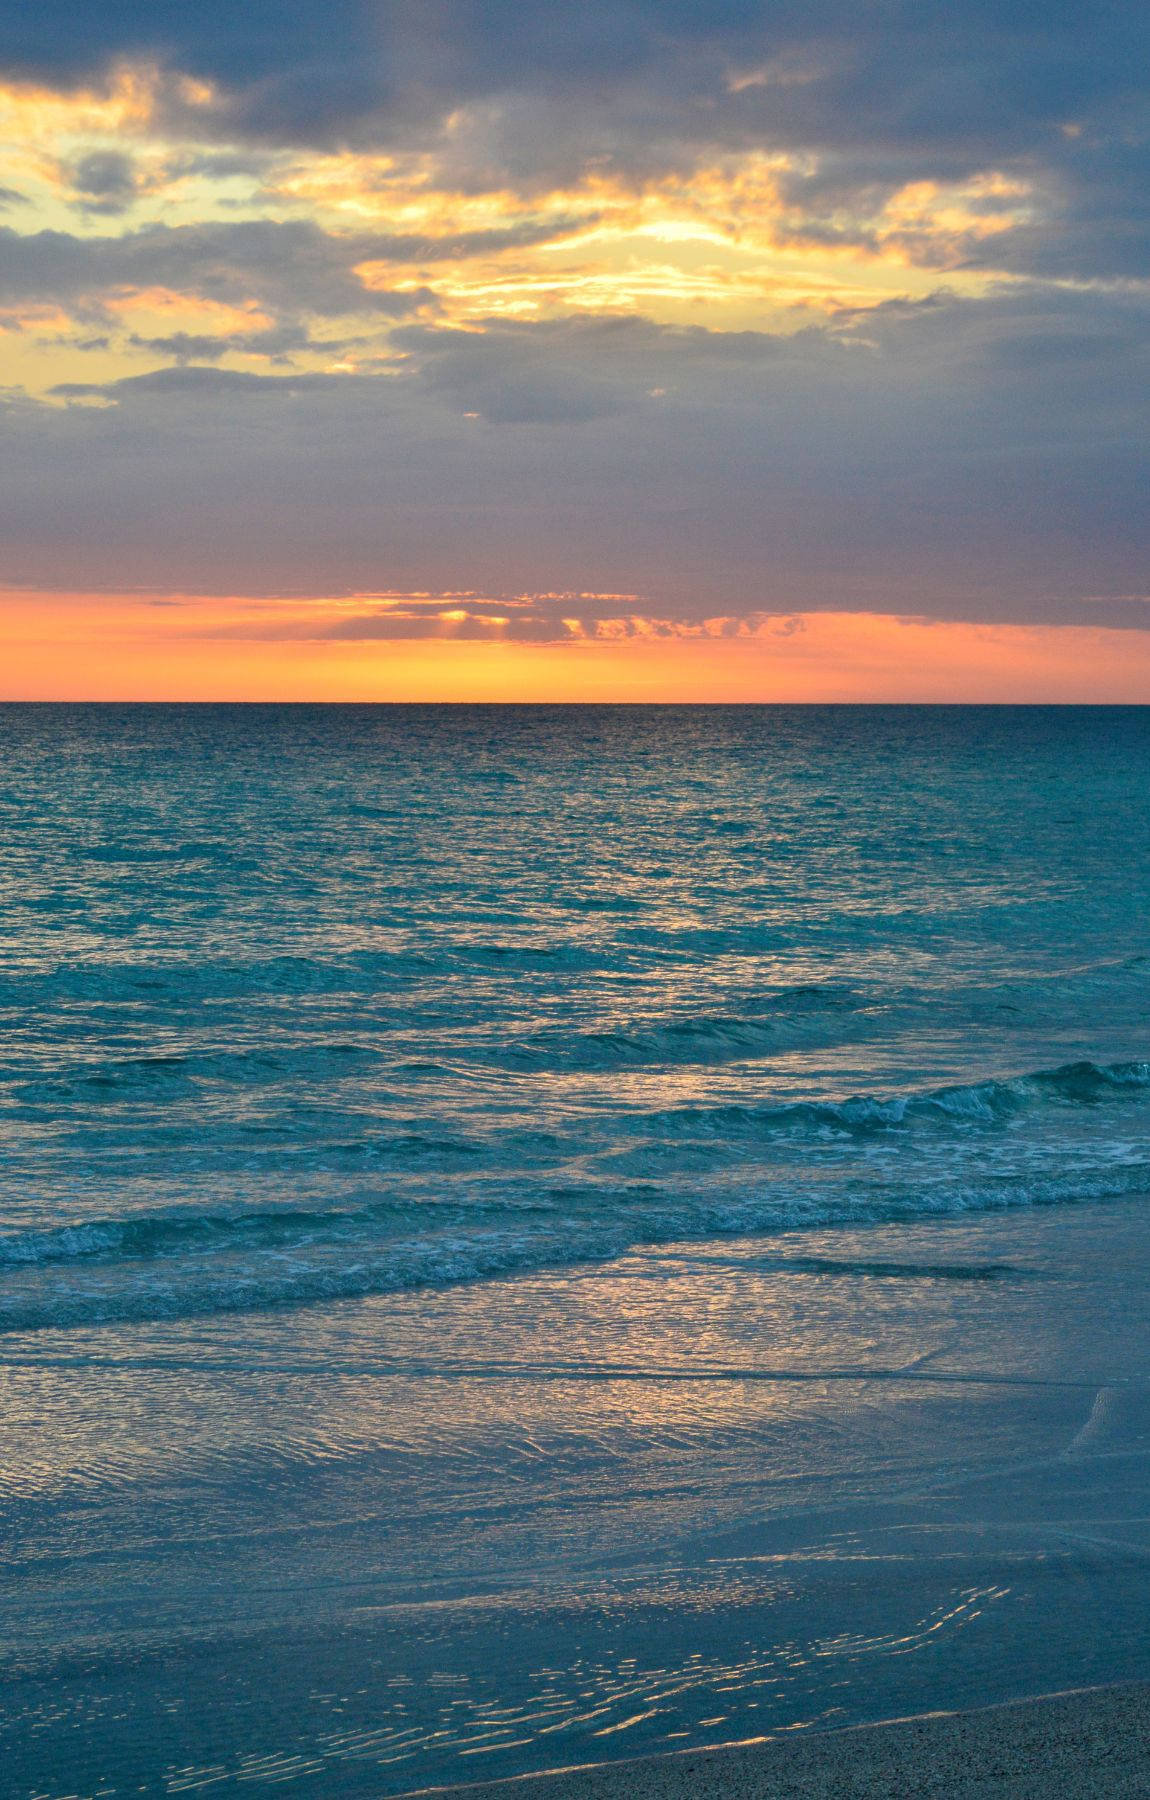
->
[1,1058,1146,1333]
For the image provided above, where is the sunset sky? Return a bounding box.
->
[2,1,1148,698]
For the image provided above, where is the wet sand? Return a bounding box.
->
[403,1681,1150,1798]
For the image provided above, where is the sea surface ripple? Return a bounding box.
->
[1,702,1148,1333]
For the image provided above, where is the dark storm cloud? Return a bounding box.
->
[8,289,1147,622]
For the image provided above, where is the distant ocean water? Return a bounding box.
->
[3,704,1150,1799]
[2,704,1148,1333]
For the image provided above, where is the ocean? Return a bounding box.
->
[2,703,1149,1796]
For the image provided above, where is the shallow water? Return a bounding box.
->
[1,704,1148,1795]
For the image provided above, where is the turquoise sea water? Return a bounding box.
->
[2,704,1149,1795]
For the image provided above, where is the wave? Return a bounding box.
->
[0,1206,363,1269]
[649,1058,1150,1137]
[0,1059,1147,1333]
[504,991,859,1070]
[0,1166,1144,1337]
[0,989,865,1100]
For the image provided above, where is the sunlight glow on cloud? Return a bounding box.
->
[0,64,1040,401]
[1,0,1147,697]
[3,588,1150,703]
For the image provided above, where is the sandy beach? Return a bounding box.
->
[403,1681,1150,1798]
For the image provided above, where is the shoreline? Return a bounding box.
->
[399,1680,1150,1798]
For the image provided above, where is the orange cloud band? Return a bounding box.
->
[2,592,1150,701]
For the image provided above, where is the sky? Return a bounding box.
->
[1,1,1148,699]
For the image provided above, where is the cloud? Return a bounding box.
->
[390,315,774,423]
[1,3,1146,657]
[125,321,322,363]
[4,4,1147,186]
[0,211,615,349]
[66,147,140,214]
[48,364,353,399]
[0,220,443,320]
[133,585,813,646]
[4,289,1145,624]
[1,3,1143,190]
[4,13,1144,320]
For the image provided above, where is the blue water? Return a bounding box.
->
[2,703,1149,1333]
[2,704,1150,1797]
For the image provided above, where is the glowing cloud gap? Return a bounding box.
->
[0,0,1147,696]
[2,591,1150,702]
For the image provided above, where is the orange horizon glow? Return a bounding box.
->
[3,592,1150,702]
